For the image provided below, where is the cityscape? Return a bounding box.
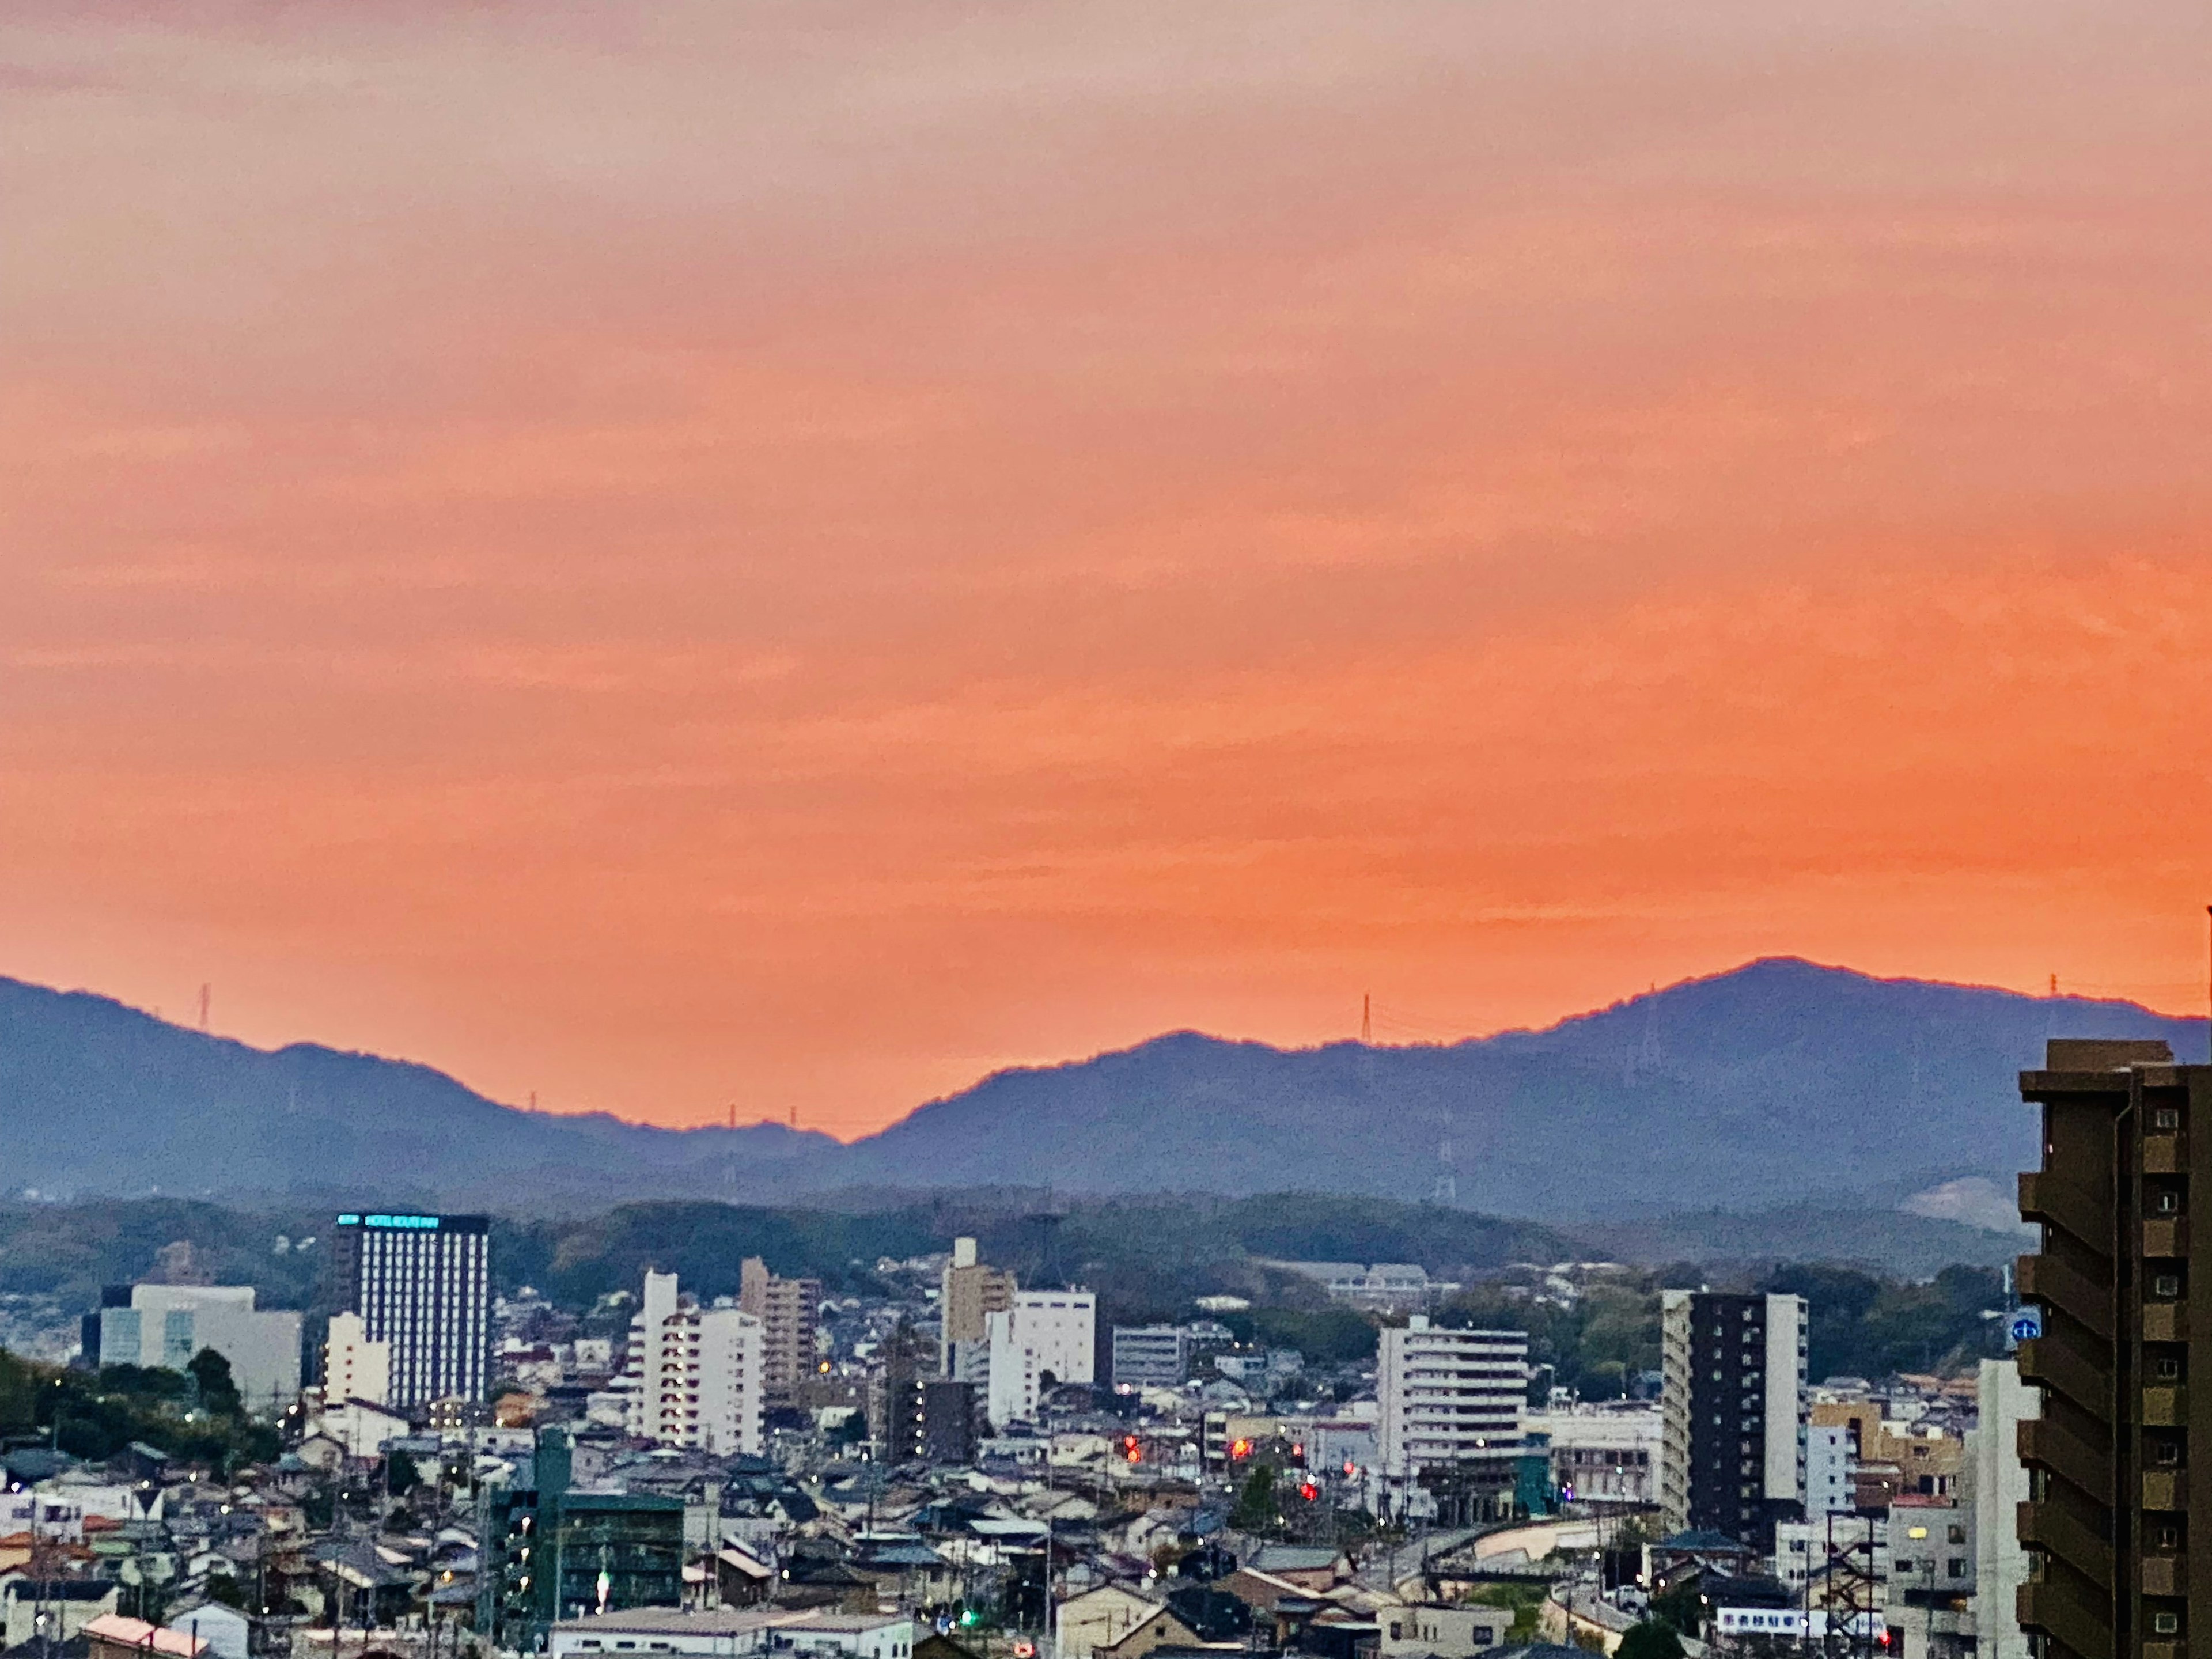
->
[0,1036,2181,1659]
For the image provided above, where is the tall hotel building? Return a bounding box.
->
[2016,1038,2205,1659]
[329,1212,492,1409]
[1659,1289,1808,1551]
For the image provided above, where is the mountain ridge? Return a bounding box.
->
[2,957,2198,1218]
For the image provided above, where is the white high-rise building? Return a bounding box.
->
[618,1271,763,1455]
[1807,1422,1854,1514]
[1011,1290,1095,1387]
[324,1310,391,1407]
[1377,1317,1528,1521]
[984,1308,1039,1429]
[1972,1358,2040,1659]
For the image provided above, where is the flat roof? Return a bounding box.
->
[551,1609,910,1638]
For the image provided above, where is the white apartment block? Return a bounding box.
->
[1807,1422,1854,1515]
[1012,1290,1095,1386]
[984,1308,1039,1429]
[1971,1358,2039,1659]
[323,1310,391,1406]
[618,1271,763,1456]
[1377,1317,1528,1479]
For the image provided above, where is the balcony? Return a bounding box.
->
[2017,1499,2113,1590]
[2019,1582,2115,1659]
[2143,1218,2188,1257]
[2017,1337,2109,1416]
[2144,1302,2188,1342]
[2017,1253,2113,1338]
[2019,1416,2112,1500]
[2142,1386,2186,1427]
[2142,1556,2184,1597]
[2143,1469,2187,1510]
[2020,1171,2108,1247]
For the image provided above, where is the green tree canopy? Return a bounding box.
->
[188,1349,241,1416]
[1616,1622,1687,1659]
[1230,1465,1278,1532]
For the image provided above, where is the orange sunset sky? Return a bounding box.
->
[6,2,2212,1138]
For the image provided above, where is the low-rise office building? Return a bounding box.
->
[1111,1325,1190,1387]
[97,1284,301,1411]
[1525,1404,1660,1505]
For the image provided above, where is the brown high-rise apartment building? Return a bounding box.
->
[2016,1038,2201,1659]
[939,1236,1016,1377]
[738,1256,821,1400]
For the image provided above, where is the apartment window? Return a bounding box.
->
[2156,1108,2182,1131]
[2158,1357,2184,1381]
[2154,1440,2183,1466]
[1948,1559,1967,1577]
[2157,1525,2182,1551]
[2154,1615,2181,1636]
[1948,1526,1966,1545]
[2156,1275,2183,1299]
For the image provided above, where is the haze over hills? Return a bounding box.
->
[1,959,2196,1222]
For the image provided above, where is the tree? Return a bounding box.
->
[1230,1465,1278,1532]
[188,1349,241,1416]
[1616,1622,1686,1659]
[1649,1581,1703,1638]
[387,1449,421,1497]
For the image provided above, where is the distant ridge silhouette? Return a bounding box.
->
[1,958,2196,1219]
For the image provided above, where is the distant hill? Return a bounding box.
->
[0,976,832,1206]
[0,958,2195,1222]
[817,957,2199,1219]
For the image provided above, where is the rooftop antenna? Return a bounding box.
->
[1361,993,1371,1045]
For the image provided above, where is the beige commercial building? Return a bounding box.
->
[738,1256,822,1400]
[939,1236,1016,1375]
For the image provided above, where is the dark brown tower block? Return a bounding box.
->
[2017,1039,2202,1659]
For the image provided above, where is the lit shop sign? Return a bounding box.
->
[336,1213,444,1230]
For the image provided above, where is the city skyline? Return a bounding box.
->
[7,2,2211,1135]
